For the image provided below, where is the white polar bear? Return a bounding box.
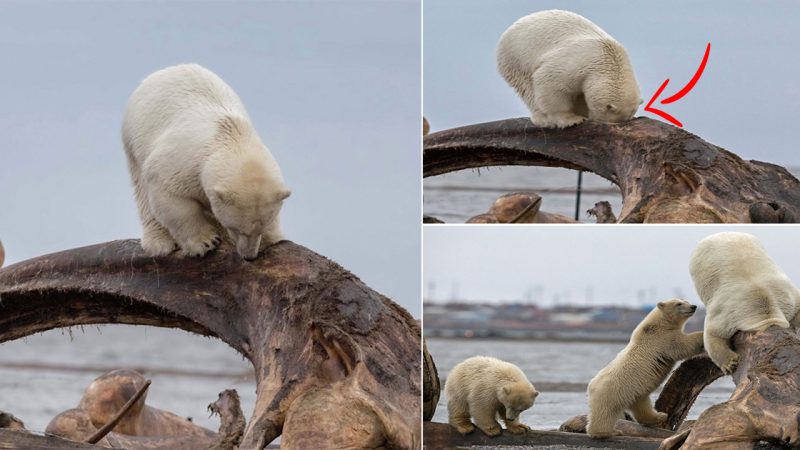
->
[122,64,290,260]
[690,232,800,374]
[497,10,642,128]
[587,299,703,438]
[445,356,538,437]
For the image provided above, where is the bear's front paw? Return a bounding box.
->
[506,422,530,434]
[718,353,740,375]
[179,231,221,257]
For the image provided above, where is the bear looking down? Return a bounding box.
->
[122,64,290,260]
[445,356,538,437]
[586,299,703,438]
[497,10,642,128]
[690,232,800,374]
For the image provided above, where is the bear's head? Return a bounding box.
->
[585,61,642,124]
[597,100,641,123]
[497,381,538,421]
[656,298,697,325]
[205,153,290,261]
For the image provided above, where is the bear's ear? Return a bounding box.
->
[532,390,539,398]
[607,104,617,112]
[657,301,665,310]
[276,188,291,202]
[638,98,644,106]
[501,386,510,396]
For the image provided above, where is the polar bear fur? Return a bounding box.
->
[497,10,642,128]
[445,356,538,436]
[586,299,703,438]
[690,232,800,374]
[122,64,290,260]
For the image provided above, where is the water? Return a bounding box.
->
[0,325,255,435]
[424,166,800,224]
[424,167,623,223]
[426,338,734,430]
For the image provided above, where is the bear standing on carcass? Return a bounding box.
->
[497,10,642,128]
[122,64,290,260]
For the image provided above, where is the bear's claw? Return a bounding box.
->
[552,114,585,128]
[180,230,221,257]
[720,354,740,374]
[203,235,221,249]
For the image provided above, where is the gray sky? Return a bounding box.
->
[0,0,420,316]
[424,0,800,166]
[424,226,800,307]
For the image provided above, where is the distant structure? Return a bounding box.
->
[423,301,705,342]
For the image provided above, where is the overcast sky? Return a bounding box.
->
[424,0,800,166]
[0,0,420,316]
[423,226,800,307]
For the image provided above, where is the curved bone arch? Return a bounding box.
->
[424,118,800,223]
[0,240,421,449]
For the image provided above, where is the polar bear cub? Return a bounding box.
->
[497,10,642,128]
[122,64,290,260]
[587,299,703,438]
[690,232,800,374]
[445,356,538,436]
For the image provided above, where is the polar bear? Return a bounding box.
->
[122,64,290,260]
[445,356,538,436]
[586,299,703,438]
[690,232,800,374]
[497,10,642,128]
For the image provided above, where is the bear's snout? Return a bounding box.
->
[235,233,263,261]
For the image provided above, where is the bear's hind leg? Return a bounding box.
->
[447,397,474,435]
[586,392,622,438]
[629,395,666,426]
[148,190,221,257]
[706,333,739,374]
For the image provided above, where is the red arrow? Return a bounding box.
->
[644,42,711,127]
